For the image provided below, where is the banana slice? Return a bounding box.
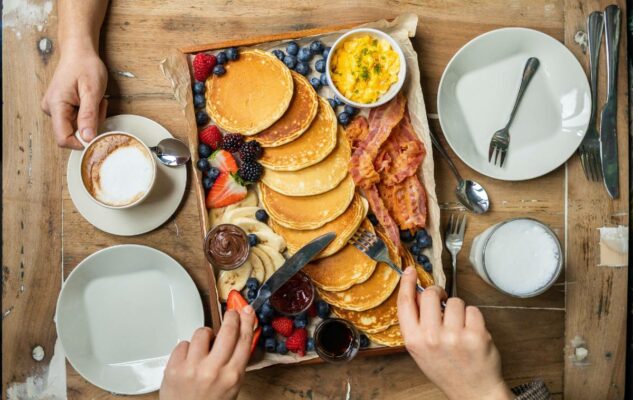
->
[248,251,265,283]
[251,246,275,281]
[209,190,259,227]
[217,261,253,301]
[259,244,286,271]
[232,217,286,252]
[221,206,261,225]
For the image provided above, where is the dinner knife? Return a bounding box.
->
[250,232,336,311]
[599,5,621,199]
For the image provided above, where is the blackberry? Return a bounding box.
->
[238,161,263,182]
[239,141,263,161]
[221,134,244,152]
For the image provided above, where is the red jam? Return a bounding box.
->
[270,271,314,316]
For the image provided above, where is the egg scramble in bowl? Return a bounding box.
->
[330,35,400,104]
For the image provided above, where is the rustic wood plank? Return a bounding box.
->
[563,0,630,399]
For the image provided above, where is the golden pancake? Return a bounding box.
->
[303,219,377,291]
[365,324,404,347]
[259,174,355,230]
[331,284,399,333]
[317,229,400,311]
[259,97,337,171]
[248,71,318,147]
[401,246,435,288]
[260,126,350,196]
[269,194,367,259]
[206,49,293,135]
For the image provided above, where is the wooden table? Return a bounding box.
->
[3,1,629,399]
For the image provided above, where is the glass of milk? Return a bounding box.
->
[469,218,562,297]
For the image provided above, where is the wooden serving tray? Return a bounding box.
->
[172,15,443,365]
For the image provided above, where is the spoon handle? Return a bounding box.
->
[430,131,463,182]
[506,57,540,128]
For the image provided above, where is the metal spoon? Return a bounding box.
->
[149,138,191,166]
[430,132,490,214]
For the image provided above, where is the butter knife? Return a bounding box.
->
[250,232,336,311]
[599,4,621,198]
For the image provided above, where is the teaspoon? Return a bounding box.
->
[150,138,191,167]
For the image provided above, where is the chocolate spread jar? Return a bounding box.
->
[204,224,250,270]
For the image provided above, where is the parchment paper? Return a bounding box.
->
[161,13,445,371]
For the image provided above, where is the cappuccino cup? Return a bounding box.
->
[78,131,157,209]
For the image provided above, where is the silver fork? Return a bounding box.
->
[488,57,540,167]
[578,11,604,182]
[349,229,425,293]
[445,214,467,297]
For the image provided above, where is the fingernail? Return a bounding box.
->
[404,266,415,275]
[81,128,94,140]
[242,305,254,315]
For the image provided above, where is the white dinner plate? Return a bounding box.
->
[67,114,187,236]
[56,245,204,395]
[438,28,591,181]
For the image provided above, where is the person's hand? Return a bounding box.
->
[397,267,513,400]
[159,307,256,400]
[41,46,108,149]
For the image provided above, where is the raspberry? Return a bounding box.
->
[221,134,244,152]
[199,125,222,149]
[285,328,307,356]
[238,161,263,182]
[192,53,217,82]
[271,317,294,337]
[238,141,263,161]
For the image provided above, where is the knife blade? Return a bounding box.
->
[600,5,620,199]
[250,232,336,311]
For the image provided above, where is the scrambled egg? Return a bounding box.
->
[330,35,400,104]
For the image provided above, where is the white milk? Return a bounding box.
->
[470,218,561,297]
[95,146,154,207]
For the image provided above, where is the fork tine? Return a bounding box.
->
[589,152,598,181]
[499,149,507,167]
[488,143,494,162]
[458,214,467,238]
[579,151,589,180]
[591,152,602,181]
[447,214,454,234]
[493,146,500,166]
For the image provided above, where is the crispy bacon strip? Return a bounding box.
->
[349,94,406,189]
[362,186,401,248]
[374,112,426,186]
[344,116,369,152]
[378,175,427,230]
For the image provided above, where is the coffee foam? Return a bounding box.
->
[82,134,154,207]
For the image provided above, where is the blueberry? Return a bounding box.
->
[193,81,205,94]
[202,176,215,191]
[316,300,330,319]
[272,49,285,61]
[306,338,315,352]
[196,110,209,126]
[310,77,322,91]
[320,73,328,86]
[417,235,432,249]
[415,229,428,241]
[247,288,257,301]
[315,58,326,73]
[344,105,358,116]
[246,277,259,291]
[294,318,307,329]
[322,46,331,59]
[360,334,370,348]
[410,245,421,256]
[261,302,274,318]
[416,253,430,267]
[286,41,299,56]
[212,64,226,76]
[327,98,337,109]
[337,112,351,126]
[297,47,312,62]
[194,93,206,109]
[196,158,210,172]
[198,143,212,158]
[276,341,289,354]
[283,55,297,69]
[262,324,275,338]
[400,230,413,242]
[295,311,308,322]
[226,47,239,61]
[295,61,311,76]
[310,40,324,55]
[257,310,272,324]
[255,209,269,222]
[216,51,228,64]
[367,213,378,225]
[248,233,259,247]
[333,96,345,106]
[264,337,277,352]
[208,166,220,180]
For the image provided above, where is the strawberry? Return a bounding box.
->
[199,125,222,149]
[272,316,294,337]
[193,53,217,82]
[226,290,260,356]
[206,172,247,208]
[286,328,308,356]
[208,149,238,173]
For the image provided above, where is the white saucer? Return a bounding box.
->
[67,115,187,236]
[56,245,204,395]
[438,28,591,181]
